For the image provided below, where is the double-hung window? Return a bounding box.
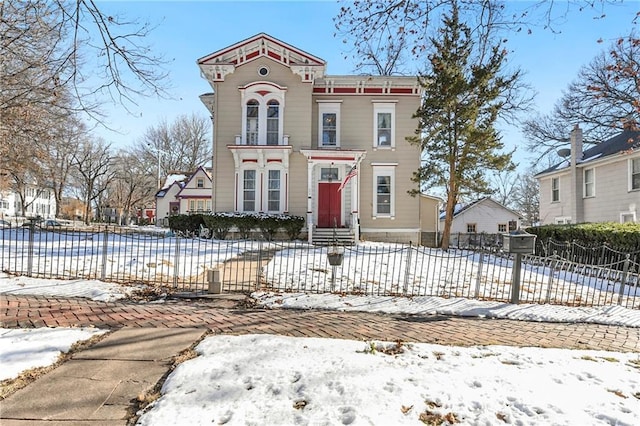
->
[551,177,560,202]
[245,100,259,145]
[266,100,280,145]
[267,170,281,212]
[243,170,256,211]
[317,101,341,147]
[373,102,396,148]
[631,158,640,191]
[372,164,396,217]
[583,168,594,197]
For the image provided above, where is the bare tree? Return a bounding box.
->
[489,169,520,208]
[524,31,640,157]
[71,138,115,224]
[513,171,540,226]
[335,0,624,76]
[107,152,156,225]
[135,113,212,186]
[0,0,169,117]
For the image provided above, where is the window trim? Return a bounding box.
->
[630,157,640,191]
[583,168,595,198]
[620,211,637,224]
[551,177,560,202]
[317,101,341,148]
[240,83,286,146]
[373,102,396,148]
[372,165,395,218]
[241,169,257,212]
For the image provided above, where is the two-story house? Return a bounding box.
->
[535,124,640,225]
[197,33,423,243]
[155,167,213,226]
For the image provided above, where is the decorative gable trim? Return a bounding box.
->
[198,33,326,82]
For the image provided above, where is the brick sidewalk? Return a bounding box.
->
[2,294,639,352]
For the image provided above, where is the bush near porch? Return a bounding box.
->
[169,213,305,240]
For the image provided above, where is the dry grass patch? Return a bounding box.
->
[126,329,213,425]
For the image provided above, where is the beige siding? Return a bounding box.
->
[583,157,640,222]
[419,196,440,232]
[538,172,572,224]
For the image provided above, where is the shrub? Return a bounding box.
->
[282,215,305,240]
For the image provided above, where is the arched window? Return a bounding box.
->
[266,100,279,146]
[245,99,259,145]
[240,82,286,145]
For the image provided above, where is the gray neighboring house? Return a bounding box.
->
[535,125,640,225]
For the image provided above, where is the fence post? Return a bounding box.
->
[100,227,109,281]
[545,257,557,304]
[173,236,180,289]
[510,253,523,304]
[403,242,413,295]
[474,251,484,299]
[617,254,630,306]
[26,222,35,277]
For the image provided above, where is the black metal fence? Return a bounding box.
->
[1,226,639,309]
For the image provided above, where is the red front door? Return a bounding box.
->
[317,182,341,228]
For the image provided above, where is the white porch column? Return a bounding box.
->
[307,162,314,244]
[351,165,360,244]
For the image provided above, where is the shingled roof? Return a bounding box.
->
[536,130,640,176]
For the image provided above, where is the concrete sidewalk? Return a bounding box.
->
[1,328,206,425]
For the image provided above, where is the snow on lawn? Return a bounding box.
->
[0,228,260,285]
[0,271,137,302]
[0,327,106,381]
[262,243,640,308]
[136,334,640,426]
[253,292,640,328]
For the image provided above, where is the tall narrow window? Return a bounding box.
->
[317,102,341,147]
[246,100,259,145]
[373,102,396,148]
[243,170,256,211]
[584,168,594,197]
[376,176,391,214]
[551,177,560,202]
[377,112,392,146]
[631,158,640,190]
[322,113,337,146]
[196,178,204,188]
[373,165,396,217]
[267,170,281,212]
[266,100,279,145]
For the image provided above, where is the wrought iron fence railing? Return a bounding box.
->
[1,226,638,309]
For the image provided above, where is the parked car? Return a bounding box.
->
[44,219,62,227]
[0,219,11,228]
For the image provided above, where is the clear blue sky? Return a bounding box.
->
[94,0,638,169]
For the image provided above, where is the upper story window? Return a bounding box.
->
[240,82,286,146]
[373,102,396,148]
[266,100,280,145]
[551,177,560,202]
[317,101,341,148]
[583,168,594,197]
[196,178,205,188]
[631,158,640,191]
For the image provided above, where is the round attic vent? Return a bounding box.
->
[258,66,270,77]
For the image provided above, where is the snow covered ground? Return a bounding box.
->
[2,266,640,425]
[0,327,106,381]
[136,334,640,426]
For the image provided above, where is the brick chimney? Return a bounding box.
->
[570,124,583,223]
[570,124,583,166]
